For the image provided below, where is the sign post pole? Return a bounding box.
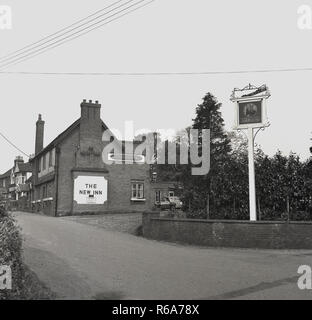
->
[230,84,270,222]
[248,127,257,221]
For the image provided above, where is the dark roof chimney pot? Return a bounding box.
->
[35,114,45,155]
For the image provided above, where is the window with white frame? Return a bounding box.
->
[131,182,144,200]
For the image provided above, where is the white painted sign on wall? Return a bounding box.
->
[74,176,107,205]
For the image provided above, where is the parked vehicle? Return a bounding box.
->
[155,197,173,210]
[155,196,183,211]
[168,196,183,209]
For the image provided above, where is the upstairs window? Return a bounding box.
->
[42,154,46,171]
[49,150,53,167]
[131,182,144,200]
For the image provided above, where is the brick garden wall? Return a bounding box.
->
[142,212,312,249]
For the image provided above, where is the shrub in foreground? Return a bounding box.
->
[0,207,54,300]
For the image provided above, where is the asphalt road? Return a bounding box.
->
[14,212,312,300]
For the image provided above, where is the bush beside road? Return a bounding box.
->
[0,207,54,300]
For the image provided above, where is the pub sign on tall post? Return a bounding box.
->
[230,84,271,221]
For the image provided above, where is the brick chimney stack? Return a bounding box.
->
[35,114,45,155]
[14,156,24,167]
[78,100,102,167]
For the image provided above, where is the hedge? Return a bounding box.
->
[0,207,54,300]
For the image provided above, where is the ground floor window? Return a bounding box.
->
[131,182,144,200]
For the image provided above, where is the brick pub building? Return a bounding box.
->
[30,100,155,216]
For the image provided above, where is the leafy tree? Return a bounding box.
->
[179,93,232,217]
[152,92,312,222]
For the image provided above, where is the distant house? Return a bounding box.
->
[15,161,32,212]
[152,181,182,203]
[0,156,32,209]
[0,168,11,202]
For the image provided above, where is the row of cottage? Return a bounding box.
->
[0,100,178,216]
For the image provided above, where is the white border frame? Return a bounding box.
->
[233,96,269,130]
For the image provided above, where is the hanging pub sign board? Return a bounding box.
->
[231,84,270,130]
[238,100,262,125]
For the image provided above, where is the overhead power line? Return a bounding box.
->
[0,132,30,158]
[0,0,152,70]
[0,0,155,71]
[0,0,137,66]
[1,66,312,77]
[0,0,126,63]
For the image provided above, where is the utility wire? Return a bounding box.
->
[1,66,312,76]
[0,0,126,62]
[0,1,154,160]
[0,0,136,65]
[0,0,154,71]
[0,132,30,158]
[0,0,150,70]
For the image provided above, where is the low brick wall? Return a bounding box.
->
[142,212,312,249]
[64,212,143,235]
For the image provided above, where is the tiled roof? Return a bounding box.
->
[31,118,133,160]
[30,118,81,160]
[0,168,12,179]
[17,162,32,173]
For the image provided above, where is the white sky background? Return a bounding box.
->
[0,0,312,171]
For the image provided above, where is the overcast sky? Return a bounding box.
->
[0,0,312,171]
